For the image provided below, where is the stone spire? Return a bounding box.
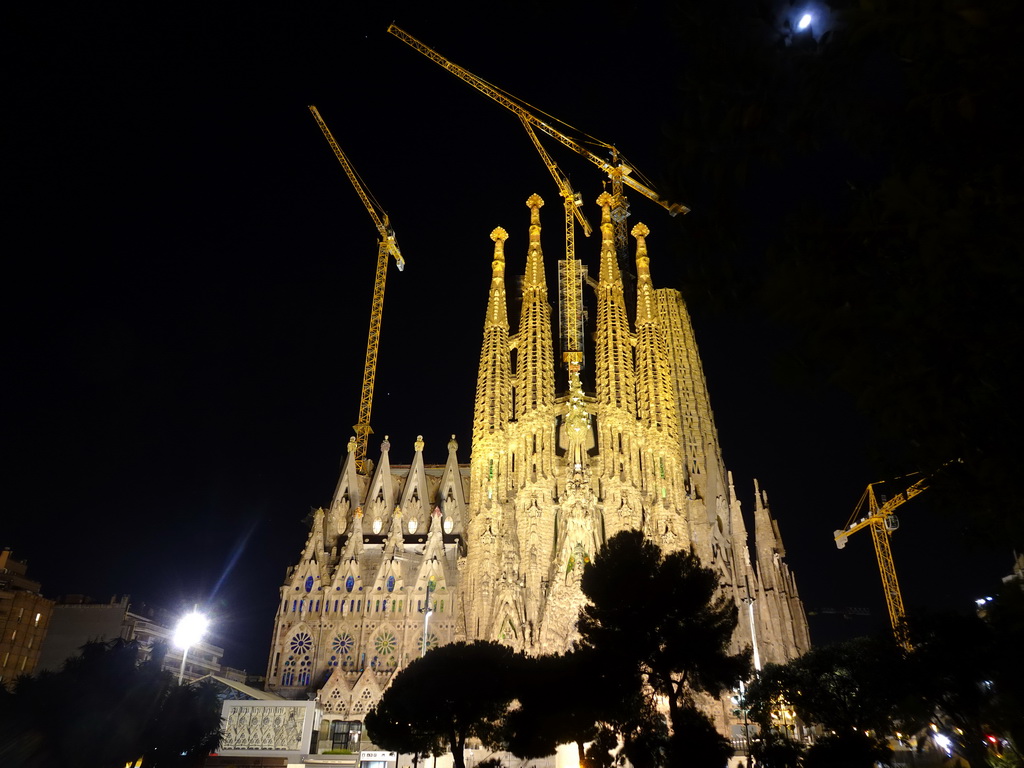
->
[473,227,512,442]
[594,193,635,416]
[514,194,555,418]
[471,227,513,510]
[656,288,723,500]
[632,223,678,443]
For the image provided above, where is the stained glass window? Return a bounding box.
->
[374,630,397,655]
[290,631,313,654]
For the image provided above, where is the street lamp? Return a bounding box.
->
[420,580,435,657]
[173,609,209,684]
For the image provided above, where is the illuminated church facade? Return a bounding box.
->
[264,192,810,739]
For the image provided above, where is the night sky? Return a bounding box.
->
[6,2,1010,674]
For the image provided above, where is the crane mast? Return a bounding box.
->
[518,116,589,368]
[309,105,405,475]
[834,472,931,651]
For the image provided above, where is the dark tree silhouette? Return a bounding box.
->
[908,602,1024,768]
[0,639,221,768]
[746,637,910,768]
[365,641,520,768]
[747,635,915,738]
[577,530,751,767]
[501,648,659,768]
[661,0,1024,550]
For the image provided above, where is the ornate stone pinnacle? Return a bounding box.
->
[596,191,614,208]
[347,436,357,452]
[448,434,458,452]
[490,226,508,242]
[526,193,544,210]
[631,222,650,239]
[414,435,424,452]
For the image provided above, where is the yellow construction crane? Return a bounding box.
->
[519,115,590,367]
[309,105,405,475]
[833,472,932,650]
[387,24,688,337]
[388,24,688,218]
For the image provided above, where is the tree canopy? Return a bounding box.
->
[661,0,1024,550]
[499,647,660,768]
[364,641,521,768]
[747,589,1024,767]
[747,635,915,737]
[0,639,222,768]
[577,530,751,767]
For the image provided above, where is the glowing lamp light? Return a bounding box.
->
[173,610,209,684]
[797,13,813,30]
[173,610,208,649]
[934,733,953,757]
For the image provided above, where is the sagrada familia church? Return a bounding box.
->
[263,190,810,741]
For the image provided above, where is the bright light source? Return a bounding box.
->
[173,611,209,650]
[934,733,953,757]
[797,13,813,30]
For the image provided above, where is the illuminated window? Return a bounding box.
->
[329,720,362,752]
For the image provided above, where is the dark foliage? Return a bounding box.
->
[0,639,221,768]
[749,590,1024,764]
[665,706,733,768]
[908,596,1024,767]
[984,583,1024,748]
[749,731,804,768]
[365,641,521,768]
[803,732,891,768]
[661,0,1024,550]
[747,635,916,736]
[578,531,750,767]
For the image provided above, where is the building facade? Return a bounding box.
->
[37,595,230,683]
[0,549,53,689]
[265,193,810,743]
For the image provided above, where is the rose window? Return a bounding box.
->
[332,632,354,655]
[290,631,313,654]
[374,630,397,656]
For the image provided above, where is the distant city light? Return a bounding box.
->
[797,13,813,30]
